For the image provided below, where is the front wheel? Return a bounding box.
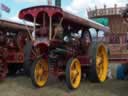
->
[66,58,81,89]
[30,57,48,88]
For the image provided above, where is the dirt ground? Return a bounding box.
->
[0,64,128,96]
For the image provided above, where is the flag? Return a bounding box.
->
[0,3,10,13]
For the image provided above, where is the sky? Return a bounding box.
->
[0,0,127,37]
[0,0,127,23]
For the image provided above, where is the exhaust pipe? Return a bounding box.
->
[55,0,61,7]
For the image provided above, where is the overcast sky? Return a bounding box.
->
[0,0,127,22]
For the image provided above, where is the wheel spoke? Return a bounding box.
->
[36,64,40,70]
[75,62,79,73]
[100,63,104,73]
[36,73,41,81]
[96,56,102,65]
[71,69,79,83]
[72,62,76,70]
[97,66,100,74]
[71,70,75,77]
[73,72,79,82]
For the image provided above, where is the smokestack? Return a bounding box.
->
[48,0,52,5]
[55,0,61,7]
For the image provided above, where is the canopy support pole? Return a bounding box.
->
[32,17,36,41]
[96,31,98,41]
[49,16,52,40]
[23,20,33,41]
[43,13,45,28]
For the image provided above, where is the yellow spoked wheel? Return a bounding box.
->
[96,44,108,82]
[66,58,81,89]
[89,42,108,82]
[31,57,48,88]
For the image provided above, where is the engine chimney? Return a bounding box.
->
[55,0,61,7]
[48,0,52,5]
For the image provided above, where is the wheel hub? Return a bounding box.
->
[33,58,48,87]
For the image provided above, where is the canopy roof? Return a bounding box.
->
[0,19,32,32]
[19,5,109,32]
[19,6,63,22]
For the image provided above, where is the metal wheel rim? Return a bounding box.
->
[96,45,108,82]
[34,59,48,87]
[70,59,81,88]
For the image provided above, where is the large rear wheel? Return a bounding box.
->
[89,42,108,82]
[66,58,81,89]
[30,57,48,88]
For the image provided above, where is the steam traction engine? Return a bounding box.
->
[18,5,109,89]
[0,20,32,79]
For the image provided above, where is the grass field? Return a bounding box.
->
[0,64,127,96]
[0,76,128,96]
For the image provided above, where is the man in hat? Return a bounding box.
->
[122,4,128,23]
